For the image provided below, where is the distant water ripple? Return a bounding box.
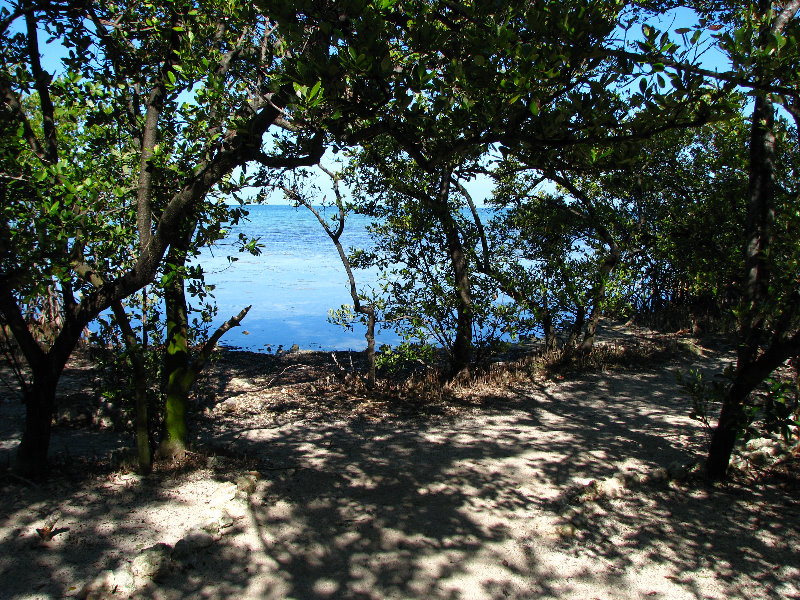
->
[194,204,395,352]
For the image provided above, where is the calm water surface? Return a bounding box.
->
[194,204,397,351]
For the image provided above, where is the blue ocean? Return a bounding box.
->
[193,204,398,352]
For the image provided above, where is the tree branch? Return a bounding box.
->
[0,77,50,163]
[544,171,620,251]
[77,98,284,326]
[451,177,491,272]
[136,17,182,251]
[191,304,251,378]
[772,0,800,35]
[24,8,57,164]
[0,285,45,367]
[0,4,27,37]
[607,48,799,97]
[253,131,325,168]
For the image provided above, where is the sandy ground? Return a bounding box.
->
[0,331,798,600]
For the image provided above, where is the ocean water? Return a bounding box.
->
[193,204,397,351]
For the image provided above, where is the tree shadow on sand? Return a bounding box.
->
[0,362,797,599]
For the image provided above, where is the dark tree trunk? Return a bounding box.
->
[706,68,777,479]
[427,173,473,377]
[543,307,556,352]
[16,371,59,477]
[451,298,473,375]
[706,335,800,480]
[565,305,586,351]
[112,301,152,473]
[365,309,376,388]
[3,287,81,476]
[448,252,473,376]
[706,379,751,480]
[161,249,192,454]
[581,245,621,352]
[581,310,602,352]
[158,219,251,456]
[159,285,251,457]
[376,168,473,378]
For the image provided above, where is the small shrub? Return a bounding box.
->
[678,363,800,445]
[376,342,436,376]
[675,368,730,434]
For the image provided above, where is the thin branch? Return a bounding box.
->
[292,182,366,314]
[273,116,301,132]
[136,18,182,250]
[608,48,800,97]
[191,304,252,377]
[0,172,32,183]
[544,171,619,250]
[772,0,800,35]
[24,8,57,164]
[86,6,141,140]
[0,286,45,367]
[0,4,28,37]
[265,364,297,387]
[253,131,325,168]
[451,177,491,272]
[88,7,138,53]
[0,78,50,163]
[317,164,346,239]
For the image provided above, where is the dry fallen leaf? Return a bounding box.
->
[35,525,54,541]
[35,513,60,541]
